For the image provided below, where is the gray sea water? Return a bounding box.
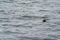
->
[0,0,60,40]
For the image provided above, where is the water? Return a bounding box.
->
[0,0,60,40]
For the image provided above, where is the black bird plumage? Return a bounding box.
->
[43,19,46,22]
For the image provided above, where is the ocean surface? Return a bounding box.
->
[0,0,60,40]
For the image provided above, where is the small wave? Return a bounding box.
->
[12,24,33,28]
[3,31,20,34]
[38,10,49,12]
[15,15,48,20]
[16,16,41,20]
[0,10,5,12]
[22,15,48,18]
[22,15,47,19]
[48,34,60,40]
[18,36,56,40]
[22,15,39,18]
[1,0,14,3]
[19,36,42,40]
[2,24,33,28]
[0,18,9,20]
[2,24,12,26]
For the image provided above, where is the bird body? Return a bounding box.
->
[43,19,46,22]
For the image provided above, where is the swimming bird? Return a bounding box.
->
[43,19,46,22]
